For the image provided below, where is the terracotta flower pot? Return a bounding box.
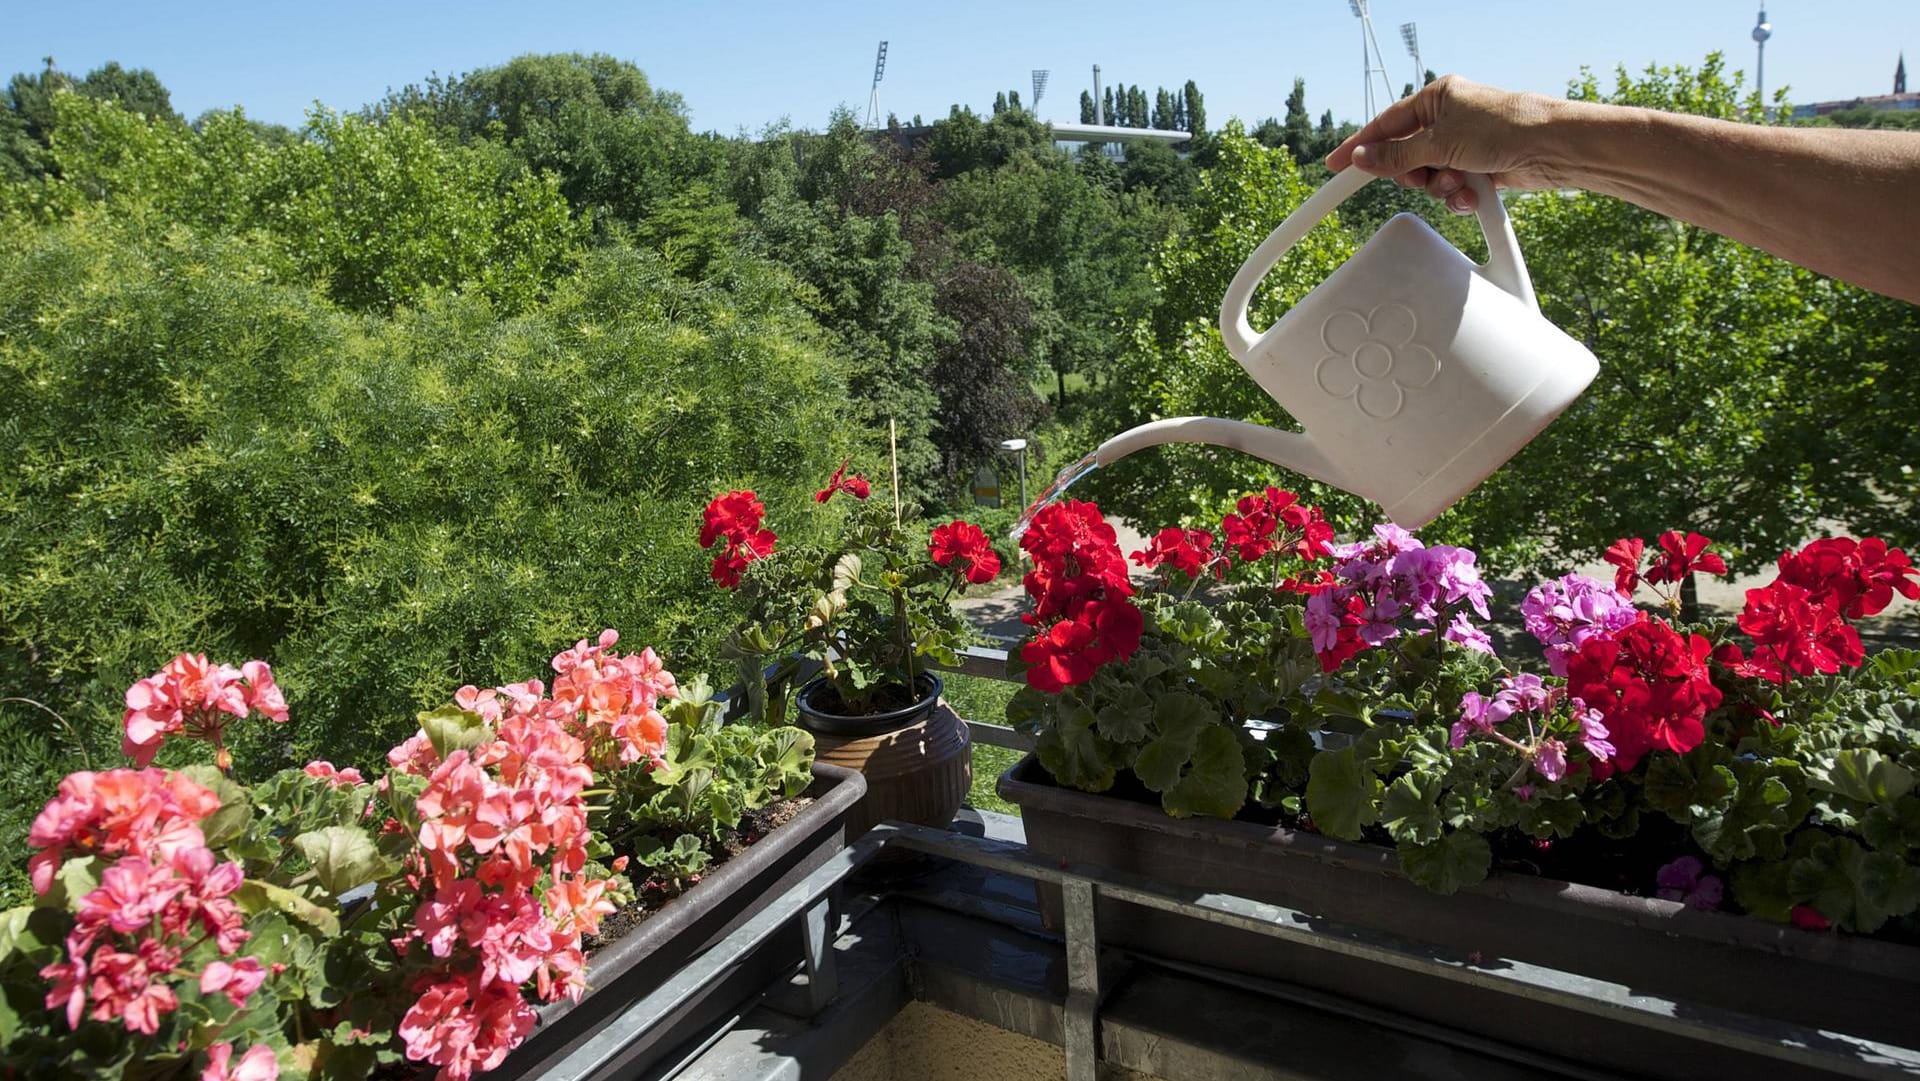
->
[797,674,971,836]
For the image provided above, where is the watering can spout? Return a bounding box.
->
[1093,417,1350,490]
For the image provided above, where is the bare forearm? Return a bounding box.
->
[1543,99,1920,302]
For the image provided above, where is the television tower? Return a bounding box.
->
[1752,8,1772,103]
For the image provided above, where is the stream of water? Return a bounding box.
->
[1007,450,1101,541]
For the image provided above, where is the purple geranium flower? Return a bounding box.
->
[1534,738,1568,782]
[1521,573,1639,676]
[1655,856,1724,912]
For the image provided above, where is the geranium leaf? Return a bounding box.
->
[180,763,253,847]
[292,827,389,897]
[234,879,340,937]
[1787,836,1920,933]
[44,855,103,913]
[1151,691,1214,748]
[1094,683,1152,744]
[1163,726,1247,819]
[1380,772,1442,845]
[1035,699,1117,793]
[418,703,491,760]
[1807,748,1915,807]
[1398,831,1491,895]
[1305,746,1380,841]
[1642,749,1732,823]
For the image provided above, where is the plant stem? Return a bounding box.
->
[1,697,94,770]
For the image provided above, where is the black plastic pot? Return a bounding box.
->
[794,672,942,737]
[486,762,865,1080]
[998,754,1920,1081]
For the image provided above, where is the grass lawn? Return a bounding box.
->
[941,671,1026,817]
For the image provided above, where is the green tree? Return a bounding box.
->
[1,58,180,181]
[376,53,713,227]
[1153,87,1175,130]
[1282,78,1314,161]
[1183,79,1207,136]
[1080,89,1096,123]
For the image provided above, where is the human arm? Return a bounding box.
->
[1326,76,1920,304]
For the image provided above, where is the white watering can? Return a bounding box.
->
[1092,168,1599,528]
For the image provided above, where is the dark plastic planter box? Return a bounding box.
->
[998,754,1920,1081]
[487,762,865,1080]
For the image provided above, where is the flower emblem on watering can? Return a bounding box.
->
[1314,302,1440,420]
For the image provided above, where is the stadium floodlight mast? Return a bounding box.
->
[865,40,888,129]
[1400,22,1422,94]
[1752,8,1773,103]
[1031,70,1050,115]
[1348,0,1395,120]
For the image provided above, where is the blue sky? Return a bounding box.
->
[8,2,1916,135]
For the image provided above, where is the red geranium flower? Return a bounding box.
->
[1221,487,1333,563]
[814,460,871,504]
[1279,569,1338,596]
[1645,531,1727,585]
[1847,538,1920,618]
[1020,597,1145,694]
[700,491,766,549]
[699,490,777,589]
[1736,581,1864,681]
[1131,528,1220,579]
[1019,501,1132,625]
[1776,537,1920,620]
[1603,537,1645,597]
[930,521,1002,585]
[1566,616,1721,773]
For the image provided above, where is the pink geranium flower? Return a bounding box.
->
[199,957,267,1008]
[122,654,287,767]
[203,1042,278,1081]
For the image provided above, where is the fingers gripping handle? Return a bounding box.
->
[1217,169,1537,362]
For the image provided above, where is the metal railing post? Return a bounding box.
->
[1061,878,1102,1081]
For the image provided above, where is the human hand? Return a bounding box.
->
[1325,76,1568,213]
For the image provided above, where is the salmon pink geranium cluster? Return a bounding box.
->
[7,629,730,1081]
[121,653,287,769]
[31,769,252,1037]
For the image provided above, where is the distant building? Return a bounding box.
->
[1792,53,1920,118]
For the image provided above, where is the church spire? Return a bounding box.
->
[1898,52,1908,95]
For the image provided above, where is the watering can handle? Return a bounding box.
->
[1219,170,1537,362]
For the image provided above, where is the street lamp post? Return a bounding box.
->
[998,439,1029,510]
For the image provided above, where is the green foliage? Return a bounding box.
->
[14,94,586,316]
[722,493,986,721]
[376,53,719,227]
[0,210,849,791]
[608,676,817,883]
